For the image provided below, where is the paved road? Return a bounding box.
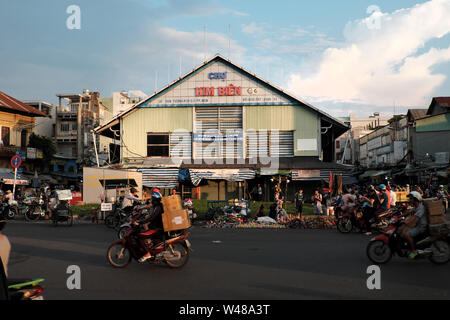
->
[4,220,450,300]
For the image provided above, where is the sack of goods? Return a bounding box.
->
[161,195,191,232]
[424,198,449,235]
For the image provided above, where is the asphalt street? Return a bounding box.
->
[4,219,450,300]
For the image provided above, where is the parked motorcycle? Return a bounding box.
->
[107,225,191,269]
[8,278,45,300]
[23,196,45,222]
[367,215,450,265]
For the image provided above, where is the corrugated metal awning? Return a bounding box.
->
[139,168,179,189]
[189,169,255,186]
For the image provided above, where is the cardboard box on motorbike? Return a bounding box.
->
[161,195,191,232]
[424,198,449,235]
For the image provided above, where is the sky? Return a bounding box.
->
[1,0,449,118]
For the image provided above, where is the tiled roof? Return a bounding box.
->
[0,91,47,117]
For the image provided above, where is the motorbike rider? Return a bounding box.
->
[133,190,164,263]
[401,191,427,259]
[1,190,14,204]
[121,187,140,215]
[360,187,380,235]
[378,184,390,211]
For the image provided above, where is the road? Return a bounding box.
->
[4,219,450,300]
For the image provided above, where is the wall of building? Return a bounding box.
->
[0,111,34,147]
[122,107,193,159]
[83,167,143,204]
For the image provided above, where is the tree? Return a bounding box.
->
[28,133,56,162]
[388,115,403,124]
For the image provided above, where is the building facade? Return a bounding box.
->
[93,55,349,201]
[0,91,46,172]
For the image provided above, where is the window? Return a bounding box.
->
[72,123,77,131]
[21,130,27,147]
[70,104,78,113]
[61,123,70,132]
[194,106,243,158]
[147,134,169,157]
[1,127,10,146]
[247,130,294,158]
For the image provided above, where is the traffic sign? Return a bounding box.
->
[11,155,22,168]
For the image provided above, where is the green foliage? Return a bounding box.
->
[71,204,99,216]
[28,133,56,161]
[192,199,314,219]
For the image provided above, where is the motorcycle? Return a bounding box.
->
[8,278,45,300]
[366,215,450,265]
[337,203,400,234]
[183,198,197,221]
[107,225,191,269]
[117,205,148,239]
[23,196,45,222]
[1,202,18,220]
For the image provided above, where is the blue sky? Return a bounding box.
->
[1,0,449,117]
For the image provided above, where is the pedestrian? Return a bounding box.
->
[294,188,304,220]
[257,184,263,201]
[388,185,396,207]
[171,189,177,196]
[0,212,10,277]
[312,190,323,215]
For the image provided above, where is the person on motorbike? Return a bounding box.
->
[378,184,390,211]
[360,187,381,235]
[133,190,164,263]
[1,191,14,204]
[121,187,140,215]
[401,191,427,259]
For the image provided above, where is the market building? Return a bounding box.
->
[91,55,350,203]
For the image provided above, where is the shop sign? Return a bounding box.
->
[435,152,449,164]
[208,72,227,80]
[193,131,243,143]
[195,84,242,97]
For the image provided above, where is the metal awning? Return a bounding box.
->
[139,168,179,189]
[358,170,379,179]
[0,172,30,185]
[189,169,256,186]
[99,179,138,190]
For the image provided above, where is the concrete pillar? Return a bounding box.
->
[77,96,83,162]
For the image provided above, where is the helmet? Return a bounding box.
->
[379,184,386,190]
[130,187,138,194]
[408,191,422,202]
[439,185,444,189]
[151,191,162,199]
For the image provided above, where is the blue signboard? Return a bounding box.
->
[16,150,26,161]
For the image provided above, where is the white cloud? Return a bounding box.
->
[287,0,450,107]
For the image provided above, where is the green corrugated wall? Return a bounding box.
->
[416,113,450,132]
[122,107,192,158]
[245,105,319,156]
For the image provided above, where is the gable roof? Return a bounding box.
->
[407,109,427,121]
[0,91,47,117]
[427,97,450,115]
[94,54,349,136]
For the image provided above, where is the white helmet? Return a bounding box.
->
[408,191,422,202]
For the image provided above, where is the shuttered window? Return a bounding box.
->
[194,107,243,159]
[247,130,293,158]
